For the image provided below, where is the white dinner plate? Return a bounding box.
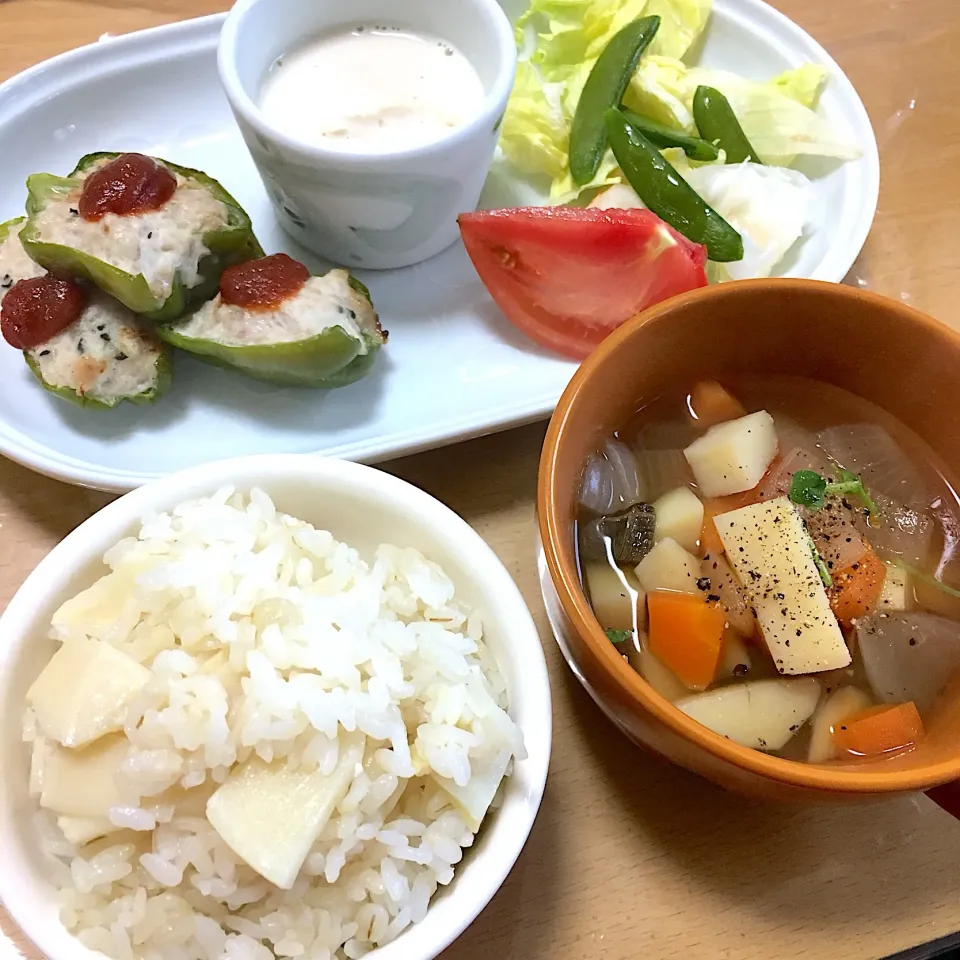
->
[0,1,878,492]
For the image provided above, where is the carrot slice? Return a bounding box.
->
[832,701,924,758]
[829,548,886,627]
[700,490,761,557]
[647,590,726,690]
[688,381,747,431]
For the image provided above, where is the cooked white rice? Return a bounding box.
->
[23,487,524,960]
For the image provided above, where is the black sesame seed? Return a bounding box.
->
[1,275,11,289]
[69,207,78,215]
[76,338,84,353]
[115,352,128,361]
[38,349,50,357]
[100,333,111,342]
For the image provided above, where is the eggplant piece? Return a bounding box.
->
[20,152,262,323]
[158,267,385,388]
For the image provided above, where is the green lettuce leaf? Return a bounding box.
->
[522,0,653,77]
[502,0,712,201]
[550,148,623,204]
[770,64,829,108]
[677,67,861,164]
[623,55,695,131]
[499,61,570,180]
[644,0,712,57]
[499,0,852,199]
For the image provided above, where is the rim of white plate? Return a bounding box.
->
[0,2,879,492]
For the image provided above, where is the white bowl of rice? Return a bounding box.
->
[0,455,551,960]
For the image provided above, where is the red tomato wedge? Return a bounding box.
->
[458,206,708,359]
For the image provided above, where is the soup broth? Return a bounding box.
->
[576,375,960,763]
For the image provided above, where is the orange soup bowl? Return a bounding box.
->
[537,278,960,812]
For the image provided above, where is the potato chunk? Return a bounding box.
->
[582,562,646,631]
[653,486,704,554]
[717,497,850,675]
[676,678,821,750]
[878,562,909,612]
[683,411,778,497]
[634,538,700,594]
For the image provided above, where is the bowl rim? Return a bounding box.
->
[538,277,960,794]
[217,0,518,167]
[0,454,552,960]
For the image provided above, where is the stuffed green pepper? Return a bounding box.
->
[158,253,386,387]
[0,217,169,409]
[20,152,262,322]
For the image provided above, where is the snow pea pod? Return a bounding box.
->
[569,16,661,186]
[692,85,763,164]
[21,152,263,323]
[604,108,743,262]
[620,108,719,162]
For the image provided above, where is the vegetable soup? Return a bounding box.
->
[576,376,960,763]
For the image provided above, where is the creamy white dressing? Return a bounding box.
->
[259,25,485,154]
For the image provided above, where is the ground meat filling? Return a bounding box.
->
[31,156,228,298]
[27,295,163,402]
[0,220,47,299]
[177,268,381,349]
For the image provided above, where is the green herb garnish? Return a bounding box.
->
[894,561,960,599]
[808,537,833,588]
[788,468,878,518]
[605,628,632,645]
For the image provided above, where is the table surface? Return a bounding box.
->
[2,1,960,959]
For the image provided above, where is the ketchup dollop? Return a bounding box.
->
[220,253,310,311]
[79,153,177,222]
[1,276,87,349]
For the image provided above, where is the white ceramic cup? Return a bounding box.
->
[218,0,517,271]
